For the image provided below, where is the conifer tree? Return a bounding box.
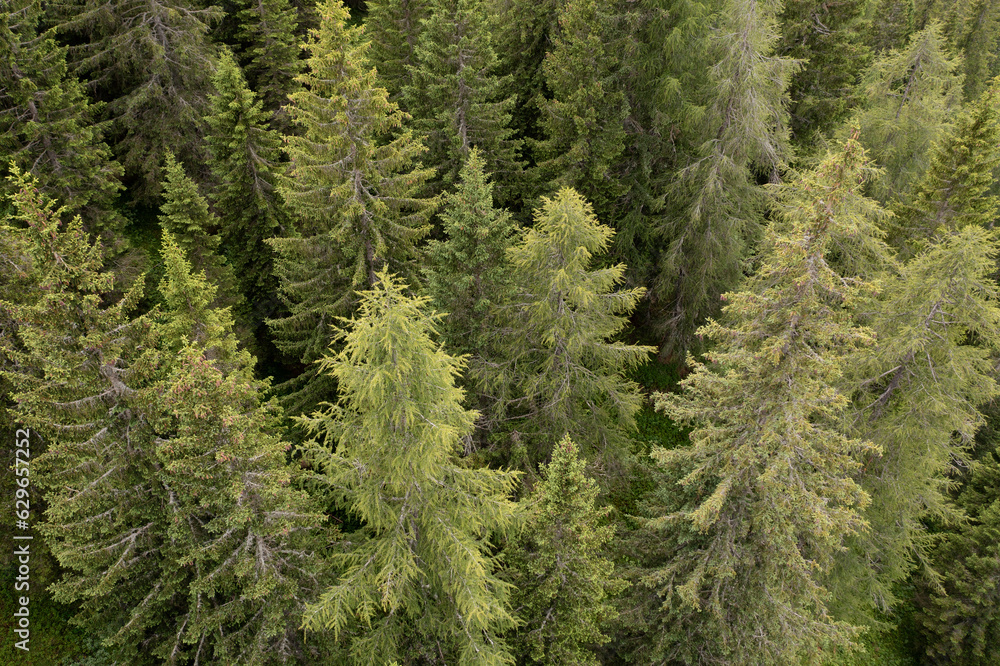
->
[891,78,1000,255]
[297,270,520,666]
[364,0,428,104]
[405,0,522,204]
[532,0,630,220]
[849,22,963,205]
[657,0,796,360]
[916,448,1000,665]
[0,0,124,239]
[945,0,1000,100]
[49,0,221,201]
[235,0,302,121]
[143,232,327,664]
[205,48,288,361]
[424,148,518,357]
[159,151,239,313]
[869,0,916,52]
[648,137,887,664]
[493,188,652,466]
[779,0,871,146]
[831,200,1000,623]
[270,0,434,416]
[505,434,626,665]
[0,171,163,663]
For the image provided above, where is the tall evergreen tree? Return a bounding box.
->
[0,0,124,239]
[49,0,221,201]
[505,434,627,665]
[424,148,518,358]
[890,78,1000,254]
[205,48,288,362]
[532,0,630,220]
[656,0,796,360]
[364,0,428,104]
[848,22,963,205]
[916,447,1000,665]
[492,188,652,467]
[648,137,888,665]
[270,0,434,416]
[235,0,302,122]
[944,0,1000,100]
[868,0,917,53]
[779,0,872,146]
[405,0,522,204]
[297,270,520,666]
[159,151,240,313]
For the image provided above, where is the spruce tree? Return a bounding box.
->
[424,148,518,357]
[848,22,963,205]
[890,78,1000,255]
[916,448,1000,665]
[945,0,1000,101]
[505,434,627,665]
[0,0,124,239]
[492,188,652,467]
[49,0,221,201]
[779,0,871,147]
[831,200,1000,624]
[143,232,327,664]
[364,0,428,104]
[869,0,917,52]
[297,270,520,666]
[532,0,630,221]
[648,137,888,664]
[159,151,239,313]
[205,48,288,362]
[656,0,796,360]
[235,0,302,122]
[405,0,522,204]
[270,0,434,416]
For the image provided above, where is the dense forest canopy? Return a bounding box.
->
[2,0,1000,664]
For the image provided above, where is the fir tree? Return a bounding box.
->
[945,0,1000,101]
[159,151,239,313]
[890,78,1000,255]
[405,0,522,204]
[916,448,1000,665]
[205,48,288,362]
[424,148,518,357]
[656,0,796,360]
[868,0,916,53]
[492,188,652,467]
[49,0,221,201]
[364,0,428,104]
[779,0,872,147]
[505,434,627,665]
[270,0,434,416]
[0,0,124,239]
[648,137,887,664]
[849,22,963,205]
[297,270,520,666]
[235,0,302,122]
[532,0,630,221]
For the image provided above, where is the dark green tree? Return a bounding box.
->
[298,270,520,666]
[779,0,872,146]
[869,0,917,53]
[649,137,888,665]
[405,0,522,204]
[916,447,1000,665]
[49,0,221,201]
[657,0,796,360]
[505,434,627,665]
[235,0,302,122]
[364,0,428,104]
[270,0,434,416]
[0,0,124,239]
[492,188,652,467]
[944,0,1000,100]
[424,148,518,357]
[205,48,288,362]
